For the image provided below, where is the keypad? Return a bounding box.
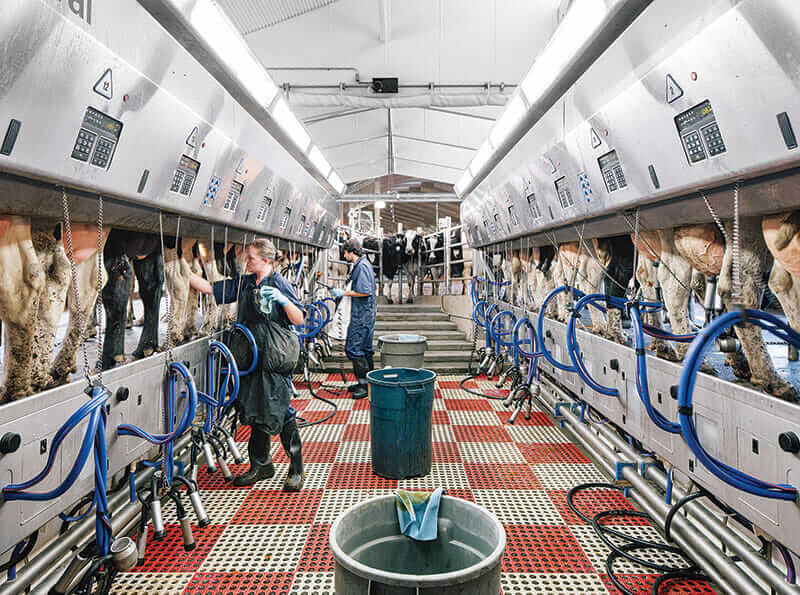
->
[90,137,115,168]
[613,165,627,188]
[205,176,221,204]
[71,129,96,162]
[555,177,574,209]
[701,123,726,156]
[170,170,185,193]
[180,174,194,196]
[683,131,707,163]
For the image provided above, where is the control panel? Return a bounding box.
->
[526,191,542,219]
[507,205,519,227]
[296,215,306,235]
[598,149,628,193]
[554,176,575,209]
[223,180,244,212]
[204,175,221,205]
[169,155,200,197]
[675,100,727,164]
[70,107,122,170]
[256,193,272,222]
[280,206,291,230]
[305,218,314,237]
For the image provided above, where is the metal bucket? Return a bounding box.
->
[330,495,506,594]
[377,334,428,369]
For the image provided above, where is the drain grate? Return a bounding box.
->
[296,524,334,573]
[473,489,564,524]
[184,571,294,594]
[453,424,513,442]
[398,463,471,490]
[458,441,526,464]
[200,525,309,572]
[519,442,591,465]
[502,525,595,573]
[464,463,542,490]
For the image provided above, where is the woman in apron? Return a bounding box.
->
[189,238,305,491]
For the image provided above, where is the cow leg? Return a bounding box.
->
[636,257,677,360]
[51,255,106,383]
[29,229,71,390]
[656,229,693,360]
[184,257,202,339]
[719,218,798,401]
[126,280,135,329]
[132,251,163,359]
[101,254,132,369]
[406,272,415,304]
[584,256,609,337]
[0,221,45,401]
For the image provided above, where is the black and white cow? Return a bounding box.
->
[402,230,423,303]
[363,236,404,303]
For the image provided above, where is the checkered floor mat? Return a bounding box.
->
[110,374,715,595]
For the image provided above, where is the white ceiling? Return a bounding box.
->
[217,0,563,222]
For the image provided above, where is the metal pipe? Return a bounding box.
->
[303,107,379,124]
[538,377,795,594]
[338,193,460,202]
[461,0,655,197]
[0,434,194,595]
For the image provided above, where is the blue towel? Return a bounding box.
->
[394,487,444,541]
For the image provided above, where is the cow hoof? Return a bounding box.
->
[770,380,800,403]
[725,351,751,380]
[114,355,125,363]
[406,298,414,304]
[387,299,394,304]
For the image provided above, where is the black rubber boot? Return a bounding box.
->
[233,427,275,486]
[351,357,369,400]
[366,353,375,372]
[280,418,304,492]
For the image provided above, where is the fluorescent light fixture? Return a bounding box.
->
[272,97,311,152]
[454,170,472,196]
[470,141,494,176]
[520,0,608,105]
[188,0,278,107]
[375,200,386,209]
[328,170,346,194]
[489,93,527,149]
[308,145,332,177]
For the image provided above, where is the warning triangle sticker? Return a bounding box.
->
[235,158,244,174]
[590,127,602,149]
[93,68,113,100]
[186,126,198,147]
[666,74,683,104]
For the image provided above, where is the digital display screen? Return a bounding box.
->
[178,154,200,174]
[675,100,714,133]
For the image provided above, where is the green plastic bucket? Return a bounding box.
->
[366,368,436,479]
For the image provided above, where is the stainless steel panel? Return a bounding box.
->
[0,0,337,246]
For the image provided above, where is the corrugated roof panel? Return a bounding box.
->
[217,0,339,35]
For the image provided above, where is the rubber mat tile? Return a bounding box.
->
[184,571,294,594]
[440,387,484,400]
[254,463,331,491]
[532,462,607,490]
[432,440,462,463]
[501,572,609,594]
[200,524,308,572]
[299,423,346,442]
[444,398,493,410]
[570,526,686,574]
[274,442,339,464]
[431,423,455,442]
[133,525,225,573]
[431,410,450,424]
[327,462,398,489]
[600,573,661,594]
[304,396,353,411]
[458,441,526,464]
[448,410,503,426]
[398,462,471,490]
[108,572,193,594]
[519,442,592,464]
[328,372,356,382]
[502,525,595,573]
[438,380,464,390]
[444,488,474,501]
[334,440,372,463]
[161,490,249,525]
[548,489,644,526]
[314,489,395,524]
[235,426,251,441]
[290,572,335,594]
[291,398,312,412]
[473,489,564,524]
[196,464,252,490]
[453,424,513,442]
[342,423,370,441]
[296,524,335,573]
[352,396,371,410]
[301,409,350,424]
[346,409,370,424]
[433,388,443,399]
[231,489,323,524]
[505,424,570,444]
[496,410,554,426]
[464,463,542,490]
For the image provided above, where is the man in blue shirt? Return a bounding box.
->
[333,238,377,399]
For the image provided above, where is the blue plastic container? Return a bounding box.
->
[367,368,436,479]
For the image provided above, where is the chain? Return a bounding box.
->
[630,208,641,300]
[62,189,91,383]
[234,231,248,307]
[158,211,176,361]
[94,195,104,383]
[576,231,629,294]
[731,182,742,302]
[701,193,729,244]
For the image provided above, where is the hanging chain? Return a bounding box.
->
[702,193,729,244]
[62,189,91,383]
[94,195,104,383]
[731,182,742,303]
[158,211,177,362]
[234,232,249,307]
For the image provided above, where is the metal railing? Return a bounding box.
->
[418,224,473,296]
[327,226,383,296]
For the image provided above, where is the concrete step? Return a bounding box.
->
[377,304,440,313]
[330,350,471,364]
[376,312,451,322]
[374,320,458,332]
[374,329,468,341]
[364,339,472,352]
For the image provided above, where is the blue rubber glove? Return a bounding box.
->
[332,288,345,298]
[261,286,290,307]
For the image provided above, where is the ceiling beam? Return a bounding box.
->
[303,107,378,125]
[424,107,497,121]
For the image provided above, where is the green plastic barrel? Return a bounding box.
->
[367,368,436,479]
